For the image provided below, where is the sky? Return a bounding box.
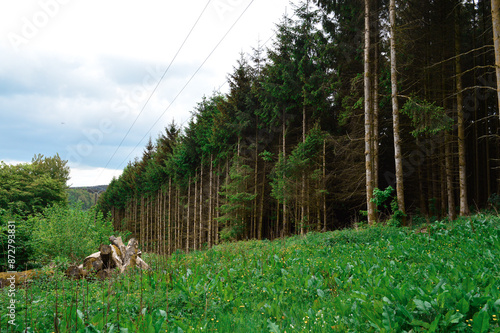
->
[0,0,298,187]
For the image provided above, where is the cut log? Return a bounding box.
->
[96,269,113,280]
[83,252,104,271]
[111,244,122,258]
[110,245,123,271]
[99,244,113,268]
[136,257,151,271]
[65,265,87,280]
[110,236,126,258]
[68,236,149,281]
[0,270,54,287]
[120,238,138,273]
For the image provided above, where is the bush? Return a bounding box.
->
[29,204,115,264]
[0,209,36,271]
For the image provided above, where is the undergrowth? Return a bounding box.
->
[1,214,500,332]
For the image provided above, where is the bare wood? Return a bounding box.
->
[121,238,138,269]
[109,236,126,257]
[187,176,191,252]
[493,0,500,120]
[168,177,172,255]
[372,2,380,192]
[199,162,203,248]
[208,154,213,248]
[136,257,151,271]
[390,0,406,225]
[364,0,376,225]
[194,173,198,251]
[83,252,104,271]
[99,244,112,267]
[455,5,469,216]
[96,269,113,280]
[65,265,87,280]
[110,244,123,271]
[0,269,55,287]
[282,106,287,235]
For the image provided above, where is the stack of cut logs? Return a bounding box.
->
[66,236,150,280]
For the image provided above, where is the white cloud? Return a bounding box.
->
[0,0,296,186]
[68,166,123,187]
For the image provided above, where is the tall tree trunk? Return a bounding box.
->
[455,5,469,216]
[253,119,259,239]
[282,106,287,236]
[389,0,406,225]
[216,165,220,245]
[323,139,327,231]
[135,198,138,247]
[186,177,191,253]
[372,0,380,192]
[168,178,172,255]
[301,102,306,235]
[364,0,376,225]
[208,155,213,248]
[199,162,204,248]
[194,173,198,251]
[157,191,161,254]
[162,190,166,255]
[492,0,500,116]
[176,186,181,250]
[492,0,500,198]
[140,197,144,251]
[445,132,457,220]
[258,158,265,240]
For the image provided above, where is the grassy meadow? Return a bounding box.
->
[1,214,500,332]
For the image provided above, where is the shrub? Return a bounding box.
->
[0,209,36,271]
[29,204,114,264]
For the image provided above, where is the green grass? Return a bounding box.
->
[1,214,500,332]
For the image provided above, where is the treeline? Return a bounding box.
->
[98,0,500,254]
[0,154,69,217]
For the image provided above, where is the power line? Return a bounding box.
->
[215,11,297,94]
[115,0,257,170]
[94,0,213,184]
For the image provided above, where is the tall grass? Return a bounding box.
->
[1,214,500,332]
[29,204,115,264]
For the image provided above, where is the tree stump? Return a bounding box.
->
[77,236,149,280]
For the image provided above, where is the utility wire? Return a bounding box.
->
[215,11,296,93]
[94,0,213,184]
[115,0,256,170]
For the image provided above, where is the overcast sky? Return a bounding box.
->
[0,0,298,187]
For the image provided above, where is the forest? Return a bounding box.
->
[97,0,500,255]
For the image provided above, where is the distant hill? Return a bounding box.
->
[70,185,108,193]
[67,185,108,209]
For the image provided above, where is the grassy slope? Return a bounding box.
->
[1,214,500,332]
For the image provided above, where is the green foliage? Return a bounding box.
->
[372,186,395,210]
[269,127,325,205]
[0,209,35,271]
[340,95,363,127]
[217,157,257,241]
[401,96,453,137]
[0,154,69,217]
[370,187,406,227]
[259,150,273,162]
[29,204,114,264]
[67,188,96,210]
[2,214,500,332]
